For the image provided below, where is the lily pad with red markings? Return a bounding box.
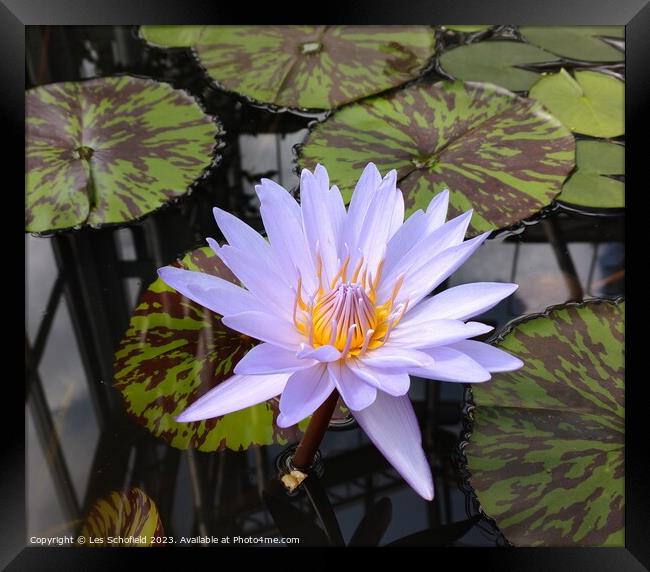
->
[297,80,575,236]
[140,25,436,111]
[113,246,306,452]
[465,299,624,546]
[79,488,164,546]
[26,75,222,233]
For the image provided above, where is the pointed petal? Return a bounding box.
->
[424,188,449,232]
[404,282,518,322]
[212,207,271,266]
[353,392,434,500]
[296,344,342,362]
[300,168,345,284]
[222,311,304,350]
[176,373,289,422]
[157,266,264,316]
[234,343,316,375]
[392,231,491,307]
[344,162,382,248]
[389,319,493,348]
[277,364,335,427]
[448,340,524,372]
[216,245,294,320]
[328,361,377,411]
[347,359,411,397]
[256,178,316,292]
[410,347,491,383]
[360,346,434,369]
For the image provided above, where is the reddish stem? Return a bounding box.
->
[292,390,340,471]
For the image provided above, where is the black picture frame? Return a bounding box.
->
[9,0,648,568]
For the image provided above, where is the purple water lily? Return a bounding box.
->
[159,163,523,500]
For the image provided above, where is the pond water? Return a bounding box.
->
[25,26,624,547]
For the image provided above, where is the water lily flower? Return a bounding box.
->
[158,163,523,500]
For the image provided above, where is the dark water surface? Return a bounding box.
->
[25,26,624,547]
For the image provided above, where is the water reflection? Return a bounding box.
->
[25,25,624,547]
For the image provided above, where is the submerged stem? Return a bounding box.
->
[292,389,340,471]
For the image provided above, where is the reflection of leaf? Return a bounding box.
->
[529,69,624,137]
[26,76,221,233]
[520,27,624,62]
[440,41,556,91]
[140,25,436,111]
[298,80,574,236]
[113,247,305,452]
[79,489,163,546]
[558,140,624,209]
[385,516,480,546]
[466,299,624,546]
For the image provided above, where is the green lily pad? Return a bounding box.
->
[297,80,575,236]
[529,69,624,138]
[140,25,436,111]
[439,41,556,91]
[113,246,306,452]
[520,27,624,62]
[558,140,624,209]
[26,76,222,233]
[79,488,164,546]
[466,299,624,546]
[443,25,491,33]
[140,25,206,47]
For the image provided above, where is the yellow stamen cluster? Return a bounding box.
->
[293,253,408,358]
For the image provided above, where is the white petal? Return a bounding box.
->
[212,207,272,267]
[328,361,377,411]
[256,178,316,292]
[344,162,383,249]
[379,210,474,301]
[352,392,434,500]
[360,345,434,369]
[424,188,450,232]
[410,347,491,383]
[296,344,342,362]
[216,245,295,320]
[176,373,289,422]
[392,231,491,307]
[234,343,316,375]
[222,311,304,350]
[347,359,411,396]
[404,282,518,322]
[389,319,493,348]
[448,340,524,372]
[277,364,335,427]
[157,266,264,315]
[300,168,345,285]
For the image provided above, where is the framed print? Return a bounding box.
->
[8,0,648,568]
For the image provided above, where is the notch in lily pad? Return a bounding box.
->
[26,75,223,234]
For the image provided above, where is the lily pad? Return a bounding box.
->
[439,41,556,91]
[26,76,222,233]
[520,27,624,62]
[297,80,575,236]
[113,246,306,452]
[529,69,624,138]
[79,488,164,546]
[465,299,624,546]
[442,25,491,33]
[557,140,624,209]
[140,25,436,111]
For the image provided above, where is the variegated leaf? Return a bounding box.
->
[79,488,164,546]
[297,80,575,236]
[113,246,307,452]
[466,299,624,546]
[26,76,222,233]
[140,25,436,111]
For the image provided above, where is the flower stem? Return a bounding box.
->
[292,389,340,471]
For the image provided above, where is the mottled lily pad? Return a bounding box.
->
[26,76,222,233]
[439,41,556,91]
[140,25,436,111]
[113,246,306,452]
[79,488,164,546]
[297,80,575,236]
[466,299,624,546]
[557,140,624,209]
[520,27,624,63]
[529,69,624,138]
